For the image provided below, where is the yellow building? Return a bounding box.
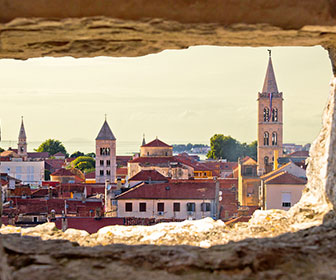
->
[235,157,261,207]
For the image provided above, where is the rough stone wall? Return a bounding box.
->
[2,1,336,278]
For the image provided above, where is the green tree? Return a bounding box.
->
[85,152,96,158]
[207,134,257,161]
[71,156,95,173]
[36,139,68,157]
[70,151,85,158]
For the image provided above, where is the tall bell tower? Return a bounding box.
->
[95,118,117,183]
[18,116,28,160]
[257,51,283,175]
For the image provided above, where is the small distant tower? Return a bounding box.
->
[18,116,27,160]
[95,118,117,183]
[257,50,283,175]
[142,133,146,146]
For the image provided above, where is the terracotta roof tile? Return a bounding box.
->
[128,170,168,182]
[265,172,307,185]
[51,168,75,176]
[141,138,171,148]
[286,150,309,157]
[117,181,216,200]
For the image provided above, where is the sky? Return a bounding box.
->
[0,46,332,151]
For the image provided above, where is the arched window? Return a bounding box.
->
[272,132,277,146]
[263,107,270,122]
[272,108,278,122]
[264,132,269,146]
[264,156,269,166]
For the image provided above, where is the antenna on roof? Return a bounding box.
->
[267,49,271,57]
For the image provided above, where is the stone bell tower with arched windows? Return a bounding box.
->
[95,118,117,183]
[257,51,283,175]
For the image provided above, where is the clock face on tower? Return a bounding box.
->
[20,147,24,152]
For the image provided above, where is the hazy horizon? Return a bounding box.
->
[0,46,332,151]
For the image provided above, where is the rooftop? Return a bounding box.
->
[117,181,216,200]
[141,138,171,148]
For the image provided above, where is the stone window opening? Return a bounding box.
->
[125,203,132,212]
[263,107,270,122]
[272,108,278,122]
[264,156,269,166]
[264,132,269,146]
[272,132,278,146]
[100,147,111,156]
[2,10,336,276]
[139,202,146,212]
[106,170,110,176]
[99,170,104,176]
[201,202,211,212]
[100,160,104,166]
[187,202,196,212]
[157,202,164,212]
[106,160,110,166]
[173,202,180,212]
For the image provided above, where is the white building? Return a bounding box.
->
[116,181,217,220]
[0,161,44,186]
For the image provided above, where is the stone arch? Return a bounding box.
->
[263,107,270,122]
[264,131,269,146]
[272,108,278,122]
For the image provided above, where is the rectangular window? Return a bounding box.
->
[282,192,291,208]
[139,202,146,212]
[100,170,104,176]
[106,170,111,175]
[157,202,164,212]
[201,202,211,212]
[107,160,111,166]
[100,160,104,166]
[187,202,195,212]
[125,203,133,212]
[173,202,180,212]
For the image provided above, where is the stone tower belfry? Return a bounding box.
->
[18,116,27,160]
[257,51,283,175]
[95,118,117,183]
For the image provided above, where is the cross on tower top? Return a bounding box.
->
[267,49,271,57]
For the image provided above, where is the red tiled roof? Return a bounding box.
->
[129,156,176,164]
[65,157,76,163]
[31,188,58,198]
[128,170,168,182]
[45,159,64,170]
[265,172,307,185]
[141,138,172,148]
[51,168,75,176]
[117,181,216,200]
[54,152,65,156]
[5,198,103,216]
[54,217,124,234]
[85,171,96,179]
[286,150,309,157]
[117,167,128,176]
[117,156,132,166]
[28,152,50,159]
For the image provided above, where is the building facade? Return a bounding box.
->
[0,161,44,185]
[257,51,283,175]
[95,120,117,183]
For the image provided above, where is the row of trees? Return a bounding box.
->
[207,134,257,161]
